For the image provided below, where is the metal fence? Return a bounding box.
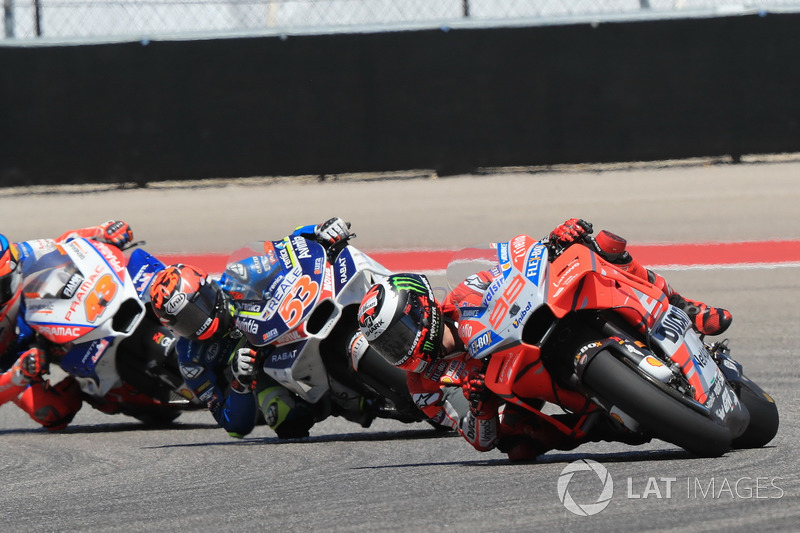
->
[3,0,800,40]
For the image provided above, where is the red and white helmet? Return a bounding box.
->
[357,273,443,373]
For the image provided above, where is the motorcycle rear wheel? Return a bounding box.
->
[582,350,731,457]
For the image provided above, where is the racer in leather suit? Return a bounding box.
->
[0,221,136,430]
[150,217,372,439]
[357,218,732,461]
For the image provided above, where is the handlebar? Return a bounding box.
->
[121,239,146,251]
[545,220,596,260]
[326,232,355,262]
[545,220,630,263]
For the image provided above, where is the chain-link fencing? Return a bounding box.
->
[3,0,800,40]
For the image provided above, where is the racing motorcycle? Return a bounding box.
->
[20,237,202,425]
[446,232,779,456]
[223,233,427,427]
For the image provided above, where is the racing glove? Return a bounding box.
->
[548,218,593,246]
[97,220,134,248]
[230,347,257,394]
[314,217,353,248]
[463,372,492,413]
[12,348,49,385]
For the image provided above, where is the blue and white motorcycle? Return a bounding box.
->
[222,233,425,427]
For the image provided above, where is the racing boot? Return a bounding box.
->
[668,293,732,336]
[340,397,377,428]
[328,379,377,428]
[582,412,651,447]
[648,270,732,336]
[14,377,83,430]
[593,232,732,336]
[497,407,576,462]
[497,436,546,463]
[257,383,318,439]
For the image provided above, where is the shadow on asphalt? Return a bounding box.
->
[351,448,711,469]
[0,421,219,435]
[145,427,459,449]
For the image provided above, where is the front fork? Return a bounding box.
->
[708,339,769,402]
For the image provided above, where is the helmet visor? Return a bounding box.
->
[370,293,431,367]
[169,281,224,339]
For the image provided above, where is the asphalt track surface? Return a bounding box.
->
[1,160,799,532]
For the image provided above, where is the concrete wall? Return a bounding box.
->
[2,12,799,186]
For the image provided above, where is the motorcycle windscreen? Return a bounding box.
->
[230,239,326,347]
[445,244,499,292]
[222,241,285,301]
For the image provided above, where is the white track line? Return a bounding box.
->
[417,262,800,276]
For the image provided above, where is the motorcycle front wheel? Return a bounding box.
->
[732,380,779,449]
[581,350,732,457]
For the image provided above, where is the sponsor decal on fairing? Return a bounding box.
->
[263,268,301,318]
[275,328,305,346]
[291,235,312,260]
[35,324,88,342]
[62,273,84,298]
[511,301,533,328]
[265,342,306,369]
[467,329,503,358]
[653,306,692,349]
[313,256,325,275]
[278,247,293,270]
[458,307,484,319]
[497,242,510,267]
[82,338,110,365]
[482,278,502,306]
[335,252,355,293]
[250,256,263,275]
[236,317,259,335]
[509,235,530,273]
[524,243,546,284]
[237,301,264,314]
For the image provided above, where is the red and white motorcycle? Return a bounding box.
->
[446,232,778,456]
[20,237,202,424]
